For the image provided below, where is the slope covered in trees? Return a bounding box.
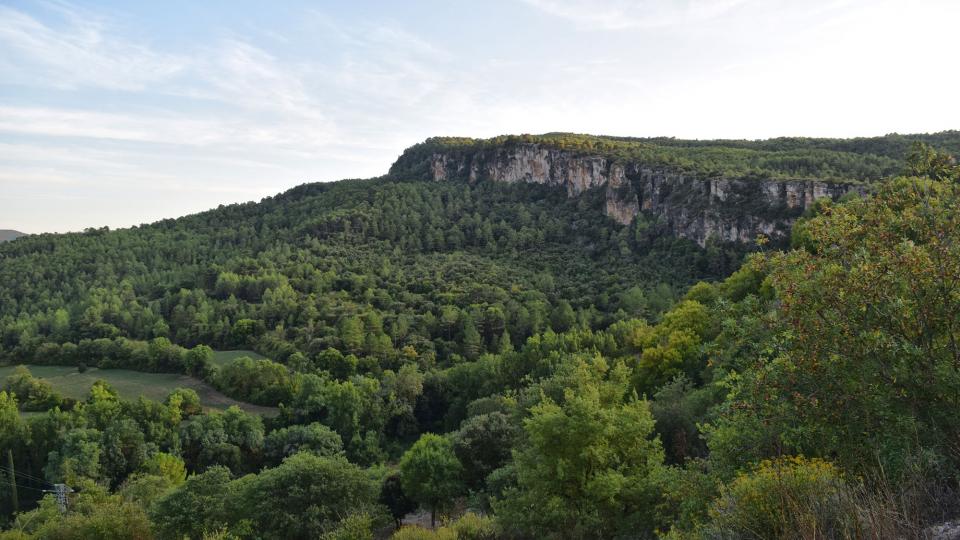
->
[0,176,742,371]
[1,137,959,539]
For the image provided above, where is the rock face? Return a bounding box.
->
[929,521,960,540]
[420,144,866,247]
[0,230,25,243]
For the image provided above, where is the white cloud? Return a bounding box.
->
[519,0,754,29]
[2,0,959,232]
[0,4,186,90]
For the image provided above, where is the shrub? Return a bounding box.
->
[706,456,847,539]
[449,512,497,540]
[390,513,495,540]
[392,526,456,540]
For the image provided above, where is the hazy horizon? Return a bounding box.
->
[3,0,959,233]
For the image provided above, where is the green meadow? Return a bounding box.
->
[0,364,277,416]
[210,349,269,368]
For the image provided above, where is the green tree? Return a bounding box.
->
[339,316,365,354]
[452,412,518,490]
[167,387,202,417]
[495,360,665,539]
[712,177,960,478]
[905,141,960,181]
[461,317,482,361]
[151,465,233,539]
[399,433,464,527]
[140,452,187,486]
[549,300,576,332]
[229,453,379,539]
[380,472,417,530]
[263,422,343,465]
[619,285,648,317]
[7,480,152,540]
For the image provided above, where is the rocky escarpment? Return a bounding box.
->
[409,144,866,247]
[0,230,25,243]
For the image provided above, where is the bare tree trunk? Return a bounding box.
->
[7,449,18,513]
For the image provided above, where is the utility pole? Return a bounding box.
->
[42,484,73,514]
[5,450,17,513]
[53,484,71,514]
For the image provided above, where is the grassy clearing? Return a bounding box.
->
[210,349,268,368]
[0,364,278,416]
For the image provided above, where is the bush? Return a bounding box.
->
[390,513,495,540]
[392,526,456,540]
[321,512,375,540]
[449,512,497,540]
[706,456,847,539]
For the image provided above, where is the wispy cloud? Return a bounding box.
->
[0,3,186,90]
[1,0,957,232]
[518,0,754,29]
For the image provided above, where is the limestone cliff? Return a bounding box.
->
[403,144,866,247]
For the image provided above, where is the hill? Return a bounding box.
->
[0,169,753,372]
[0,132,942,382]
[0,230,25,242]
[2,133,960,539]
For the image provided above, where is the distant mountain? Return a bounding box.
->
[0,230,25,243]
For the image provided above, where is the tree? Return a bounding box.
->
[151,465,233,539]
[0,391,26,517]
[264,422,343,465]
[340,316,365,354]
[452,412,518,490]
[549,300,576,332]
[178,406,264,474]
[8,480,153,540]
[45,428,104,483]
[167,387,202,417]
[380,472,417,530]
[905,141,960,182]
[619,285,648,317]
[229,453,379,539]
[461,316,482,361]
[3,366,61,411]
[399,433,464,527]
[495,360,665,539]
[712,176,960,478]
[140,452,187,486]
[183,344,213,376]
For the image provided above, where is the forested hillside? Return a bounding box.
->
[1,137,959,539]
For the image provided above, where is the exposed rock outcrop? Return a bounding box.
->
[416,144,866,247]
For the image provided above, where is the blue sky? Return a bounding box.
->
[2,0,959,233]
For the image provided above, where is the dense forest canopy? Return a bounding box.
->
[1,137,960,539]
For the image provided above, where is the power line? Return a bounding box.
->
[9,482,47,493]
[0,463,47,481]
[0,465,50,486]
[0,465,49,484]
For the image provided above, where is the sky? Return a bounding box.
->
[2,0,959,233]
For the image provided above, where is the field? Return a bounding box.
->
[210,349,269,368]
[0,364,278,416]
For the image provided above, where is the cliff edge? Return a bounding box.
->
[391,138,867,247]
